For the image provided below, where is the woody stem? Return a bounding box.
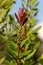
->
[24,23,26,39]
[17,45,20,65]
[24,1,29,39]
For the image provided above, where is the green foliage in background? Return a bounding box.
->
[0,0,42,65]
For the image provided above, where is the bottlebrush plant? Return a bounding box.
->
[0,0,42,65]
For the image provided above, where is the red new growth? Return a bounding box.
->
[15,7,27,25]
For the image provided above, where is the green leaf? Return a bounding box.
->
[7,41,17,51]
[20,50,32,59]
[0,35,7,42]
[33,8,38,11]
[34,41,40,49]
[25,42,31,50]
[27,10,35,16]
[27,29,32,37]
[22,0,26,3]
[28,0,36,6]
[33,26,41,34]
[21,38,28,48]
[9,15,14,24]
[13,0,16,3]
[7,52,14,59]
[0,56,5,64]
[30,34,36,41]
[35,2,39,7]
[24,49,36,61]
[1,0,7,6]
[7,48,18,59]
[4,60,15,65]
[28,18,37,27]
[34,10,38,16]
